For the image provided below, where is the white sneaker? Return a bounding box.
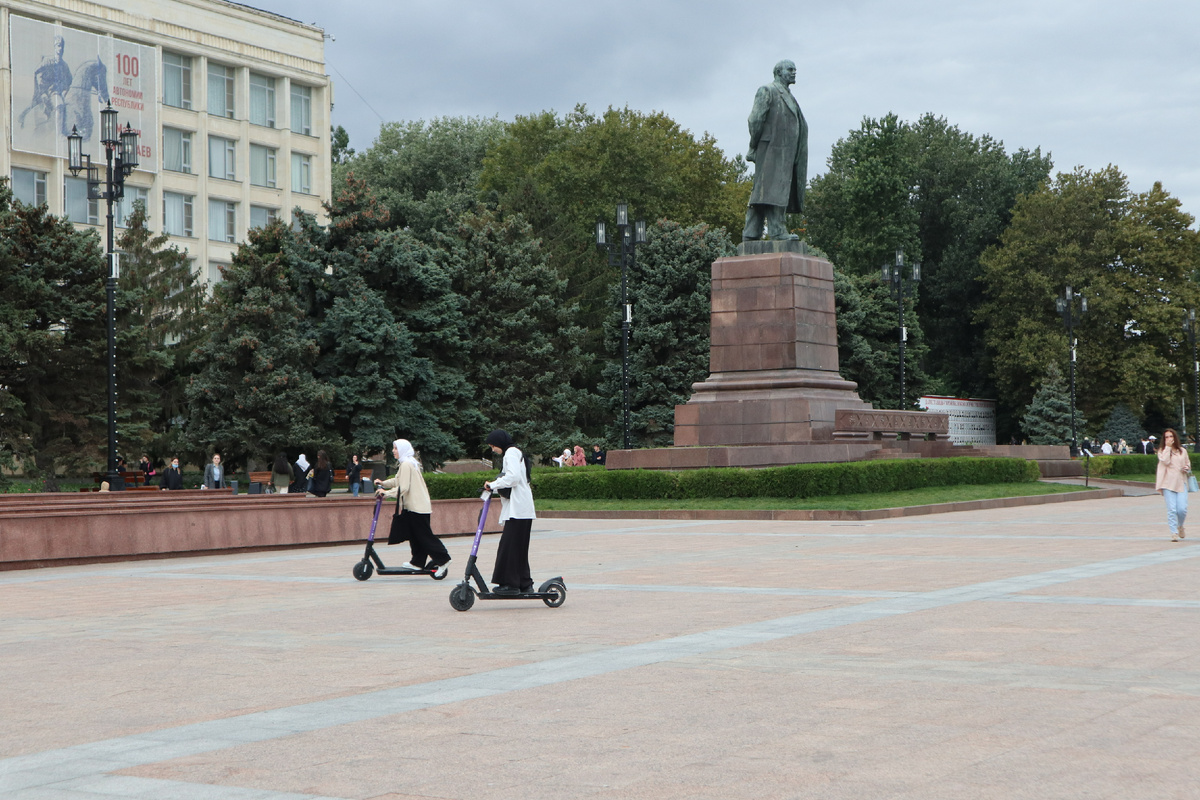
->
[434,562,449,579]
[400,562,420,571]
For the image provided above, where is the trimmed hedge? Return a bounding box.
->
[424,458,1041,501]
[1087,452,1197,478]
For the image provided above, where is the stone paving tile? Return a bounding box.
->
[4,492,1200,799]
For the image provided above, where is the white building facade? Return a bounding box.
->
[1,0,331,285]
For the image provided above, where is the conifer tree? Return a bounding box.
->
[446,208,586,458]
[1022,362,1085,445]
[114,202,205,461]
[1096,403,1146,445]
[183,223,335,469]
[599,220,734,448]
[0,180,107,484]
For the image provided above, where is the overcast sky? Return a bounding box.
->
[251,0,1200,220]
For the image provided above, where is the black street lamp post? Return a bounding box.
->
[595,203,646,450]
[1055,286,1087,457]
[67,102,139,489]
[881,247,921,409]
[1184,309,1200,450]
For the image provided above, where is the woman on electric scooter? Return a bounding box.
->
[483,429,535,595]
[375,438,451,577]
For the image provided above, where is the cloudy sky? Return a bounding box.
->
[252,0,1200,219]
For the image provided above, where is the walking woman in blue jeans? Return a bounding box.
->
[1155,428,1192,542]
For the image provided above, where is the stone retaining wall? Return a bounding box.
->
[0,491,501,570]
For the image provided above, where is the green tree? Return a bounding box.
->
[183,223,335,469]
[309,177,475,465]
[331,124,355,165]
[1022,362,1083,445]
[1095,403,1145,446]
[599,220,734,447]
[807,113,1051,397]
[114,202,206,462]
[0,179,108,485]
[480,105,750,322]
[833,269,929,410]
[979,167,1200,439]
[444,208,586,458]
[337,116,505,237]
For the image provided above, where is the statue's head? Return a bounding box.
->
[773,60,797,85]
[53,35,65,57]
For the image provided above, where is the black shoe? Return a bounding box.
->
[493,585,519,595]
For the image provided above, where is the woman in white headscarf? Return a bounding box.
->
[292,453,310,493]
[375,438,450,576]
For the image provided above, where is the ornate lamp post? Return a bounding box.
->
[1055,285,1087,457]
[881,247,920,409]
[595,203,646,450]
[1184,309,1200,450]
[67,102,139,489]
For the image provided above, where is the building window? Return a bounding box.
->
[208,199,237,243]
[250,144,277,188]
[163,191,193,237]
[163,52,192,110]
[249,205,278,229]
[11,168,47,206]
[290,84,312,135]
[64,177,99,225]
[163,128,192,173]
[291,153,312,194]
[115,188,149,228]
[249,73,276,128]
[207,262,226,285]
[208,136,237,181]
[207,63,235,118]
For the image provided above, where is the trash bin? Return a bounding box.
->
[229,480,239,495]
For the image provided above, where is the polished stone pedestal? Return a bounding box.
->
[672,249,871,448]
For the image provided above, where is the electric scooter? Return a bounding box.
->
[448,490,566,611]
[352,496,449,581]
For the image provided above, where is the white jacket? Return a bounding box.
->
[489,446,536,522]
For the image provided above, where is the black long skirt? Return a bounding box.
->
[388,509,450,569]
[491,518,533,592]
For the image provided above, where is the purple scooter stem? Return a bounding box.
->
[469,490,492,558]
[366,495,384,544]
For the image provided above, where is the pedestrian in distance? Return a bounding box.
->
[202,453,226,490]
[375,438,451,576]
[346,454,366,497]
[483,429,536,595]
[590,443,606,466]
[1117,438,1129,455]
[139,454,156,486]
[308,450,334,497]
[1137,436,1155,454]
[159,457,184,490]
[292,453,310,493]
[1156,428,1192,543]
[271,452,292,494]
[1100,439,1113,455]
[571,445,587,466]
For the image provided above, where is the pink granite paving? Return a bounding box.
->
[2,491,1198,799]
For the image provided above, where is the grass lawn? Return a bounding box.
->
[1103,473,1155,484]
[536,481,1097,512]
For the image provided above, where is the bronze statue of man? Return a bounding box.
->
[742,59,807,242]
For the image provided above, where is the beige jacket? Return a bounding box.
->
[1155,447,1191,493]
[379,460,432,514]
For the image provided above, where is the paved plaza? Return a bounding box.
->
[2,492,1199,799]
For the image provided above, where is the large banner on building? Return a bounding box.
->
[9,15,157,172]
[918,396,997,446]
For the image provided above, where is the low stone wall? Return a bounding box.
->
[0,491,501,570]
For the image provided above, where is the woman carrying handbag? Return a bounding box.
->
[1155,428,1194,542]
[375,439,451,577]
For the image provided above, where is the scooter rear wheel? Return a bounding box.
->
[352,560,373,581]
[449,583,475,611]
[542,580,566,608]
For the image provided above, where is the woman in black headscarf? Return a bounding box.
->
[483,429,535,594]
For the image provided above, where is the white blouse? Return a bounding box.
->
[489,446,536,522]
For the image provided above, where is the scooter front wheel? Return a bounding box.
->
[541,580,566,608]
[449,583,475,611]
[352,560,373,581]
